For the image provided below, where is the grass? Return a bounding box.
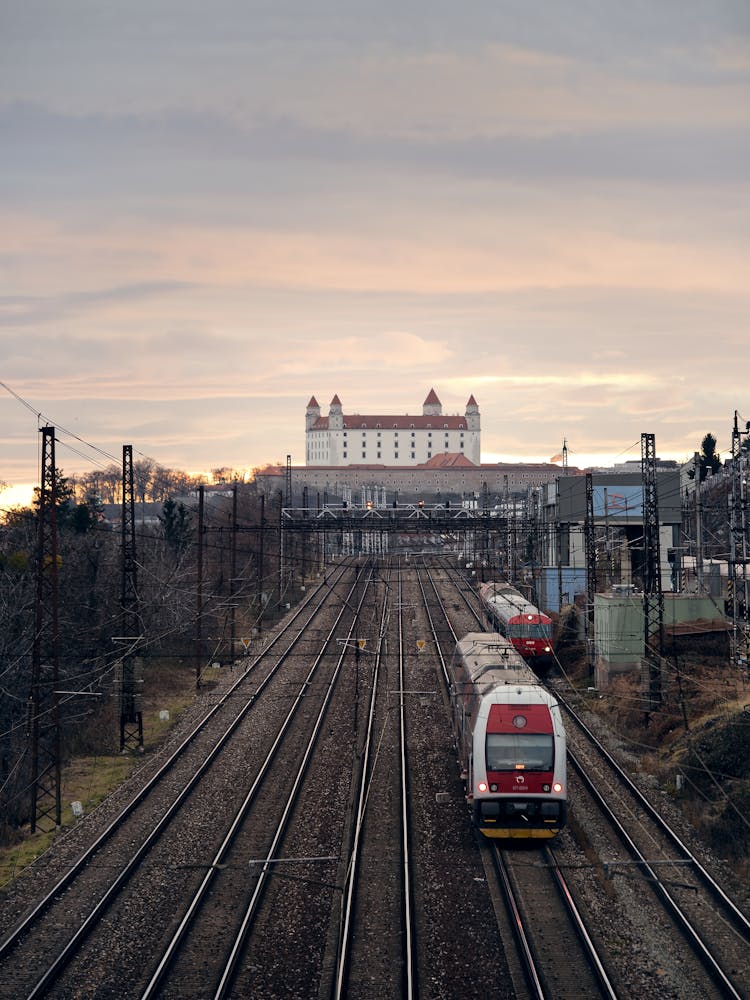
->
[0,657,208,893]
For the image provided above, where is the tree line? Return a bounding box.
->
[0,475,294,845]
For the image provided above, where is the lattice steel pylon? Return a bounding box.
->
[118,444,143,750]
[641,432,664,710]
[285,454,292,508]
[729,412,749,668]
[29,426,62,831]
[584,473,597,677]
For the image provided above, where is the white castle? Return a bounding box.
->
[305,389,481,467]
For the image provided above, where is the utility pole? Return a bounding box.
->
[278,489,285,609]
[693,452,704,594]
[285,454,292,509]
[584,473,597,679]
[301,484,309,585]
[118,444,143,751]
[195,484,204,688]
[229,482,238,664]
[482,481,490,576]
[641,432,664,714]
[29,426,62,831]
[257,494,265,639]
[729,412,749,668]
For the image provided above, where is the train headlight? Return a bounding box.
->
[542,784,551,792]
[478,781,488,793]
[553,782,563,794]
[544,646,551,653]
[490,783,498,792]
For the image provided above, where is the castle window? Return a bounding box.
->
[377,452,381,458]
[395,452,399,458]
[343,451,347,458]
[376,423,381,428]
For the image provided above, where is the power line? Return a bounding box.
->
[1,381,120,468]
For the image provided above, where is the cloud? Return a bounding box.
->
[1,2,748,483]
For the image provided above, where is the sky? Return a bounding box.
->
[2,1,749,508]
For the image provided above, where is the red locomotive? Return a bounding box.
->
[450,633,567,839]
[479,581,553,672]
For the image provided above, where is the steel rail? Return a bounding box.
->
[559,693,750,943]
[397,562,417,999]
[414,562,454,691]
[569,746,744,999]
[543,846,618,999]
[489,845,545,999]
[14,565,353,998]
[213,564,378,999]
[427,564,615,996]
[0,562,351,965]
[438,556,485,626]
[332,563,391,1000]
[139,567,372,999]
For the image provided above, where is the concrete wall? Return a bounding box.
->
[256,463,570,502]
[594,591,726,688]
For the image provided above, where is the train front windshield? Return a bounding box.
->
[508,622,551,640]
[486,733,554,771]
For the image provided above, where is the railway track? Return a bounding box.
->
[418,565,617,997]
[5,555,747,998]
[0,557,511,999]
[327,560,417,1000]
[559,691,750,999]
[487,842,616,999]
[140,564,378,999]
[0,562,356,998]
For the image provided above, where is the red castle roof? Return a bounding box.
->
[309,413,468,430]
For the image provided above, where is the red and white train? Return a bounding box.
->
[479,581,553,671]
[450,632,567,840]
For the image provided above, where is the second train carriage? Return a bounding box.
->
[450,633,567,839]
[479,581,553,671]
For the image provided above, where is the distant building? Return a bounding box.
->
[305,389,481,467]
[254,457,573,505]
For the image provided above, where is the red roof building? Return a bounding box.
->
[305,390,481,467]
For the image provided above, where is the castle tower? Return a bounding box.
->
[422,388,442,417]
[465,394,480,431]
[305,395,321,431]
[328,394,343,431]
[465,395,480,463]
